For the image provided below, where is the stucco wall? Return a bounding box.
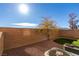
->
[59,30,79,39]
[49,29,59,40]
[0,28,47,50]
[0,28,59,50]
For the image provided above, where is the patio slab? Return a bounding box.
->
[2,40,62,56]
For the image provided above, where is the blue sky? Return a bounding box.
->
[0,3,79,28]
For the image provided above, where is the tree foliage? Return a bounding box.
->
[37,17,58,40]
[38,17,57,29]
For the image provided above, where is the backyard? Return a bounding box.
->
[0,28,79,56]
[0,3,79,56]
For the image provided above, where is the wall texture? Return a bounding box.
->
[59,29,79,39]
[4,28,48,50]
[0,28,59,50]
[0,28,49,50]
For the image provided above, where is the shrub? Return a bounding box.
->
[54,37,74,45]
[72,40,79,47]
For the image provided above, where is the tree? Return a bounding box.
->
[69,13,79,30]
[37,17,58,40]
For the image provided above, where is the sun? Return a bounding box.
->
[19,4,29,14]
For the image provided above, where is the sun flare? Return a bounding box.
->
[19,4,29,14]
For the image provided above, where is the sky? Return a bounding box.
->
[0,3,79,28]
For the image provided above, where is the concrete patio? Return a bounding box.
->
[2,40,62,56]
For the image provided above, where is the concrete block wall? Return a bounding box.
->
[59,29,79,39]
[0,28,47,50]
[0,28,60,50]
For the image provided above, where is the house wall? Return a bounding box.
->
[59,30,79,39]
